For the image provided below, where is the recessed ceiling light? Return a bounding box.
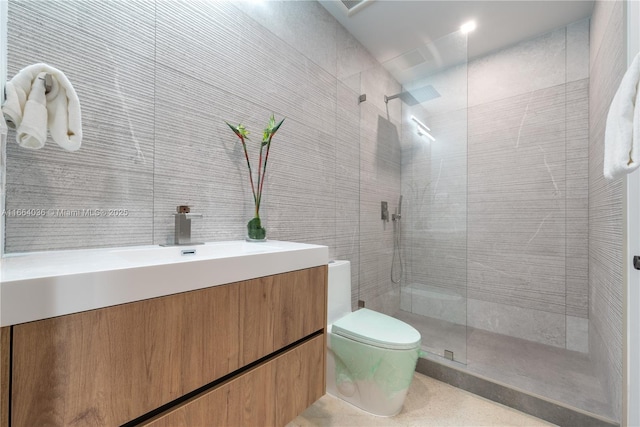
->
[460,20,477,34]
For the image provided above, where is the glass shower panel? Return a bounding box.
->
[387,31,469,364]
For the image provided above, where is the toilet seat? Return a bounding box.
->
[331,308,421,350]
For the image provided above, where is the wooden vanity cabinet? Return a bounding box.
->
[1,265,327,427]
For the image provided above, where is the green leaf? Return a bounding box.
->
[225,121,249,139]
[271,117,285,135]
[262,115,285,142]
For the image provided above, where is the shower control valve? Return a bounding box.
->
[381,201,389,222]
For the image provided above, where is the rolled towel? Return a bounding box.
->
[16,72,48,149]
[604,52,640,180]
[2,63,82,151]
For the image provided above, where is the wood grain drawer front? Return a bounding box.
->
[7,266,326,427]
[142,334,325,427]
[240,266,327,365]
[10,283,240,427]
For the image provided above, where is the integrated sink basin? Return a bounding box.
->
[114,241,283,263]
[0,240,328,326]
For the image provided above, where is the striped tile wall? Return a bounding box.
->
[4,0,401,314]
[588,0,625,420]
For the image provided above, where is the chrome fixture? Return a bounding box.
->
[384,85,440,106]
[381,201,389,222]
[391,195,403,284]
[392,194,403,222]
[173,205,203,246]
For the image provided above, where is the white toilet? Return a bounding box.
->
[326,260,422,417]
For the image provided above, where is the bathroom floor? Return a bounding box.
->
[393,311,615,420]
[287,372,554,426]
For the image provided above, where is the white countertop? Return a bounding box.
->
[0,240,329,326]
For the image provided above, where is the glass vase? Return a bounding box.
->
[246,216,266,242]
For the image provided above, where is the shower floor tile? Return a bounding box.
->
[393,311,615,420]
[394,310,467,362]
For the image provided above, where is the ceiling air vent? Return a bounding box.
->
[341,0,363,9]
[340,0,375,16]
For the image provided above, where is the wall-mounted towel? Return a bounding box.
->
[2,63,82,151]
[604,53,640,180]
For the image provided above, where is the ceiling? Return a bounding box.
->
[320,0,594,75]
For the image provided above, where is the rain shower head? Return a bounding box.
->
[384,85,441,106]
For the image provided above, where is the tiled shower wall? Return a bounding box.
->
[467,20,590,352]
[4,1,401,308]
[401,21,591,352]
[588,0,625,420]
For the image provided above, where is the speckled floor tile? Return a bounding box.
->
[287,373,555,427]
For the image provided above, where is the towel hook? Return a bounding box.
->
[41,73,52,94]
[2,73,52,102]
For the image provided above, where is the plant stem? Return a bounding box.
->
[256,139,265,214]
[240,136,257,205]
[258,134,274,210]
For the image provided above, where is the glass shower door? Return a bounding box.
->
[388,31,469,364]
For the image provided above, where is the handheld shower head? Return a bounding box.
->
[393,195,403,221]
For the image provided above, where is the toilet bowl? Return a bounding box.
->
[327,260,421,417]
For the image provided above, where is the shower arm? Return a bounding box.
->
[384,94,401,104]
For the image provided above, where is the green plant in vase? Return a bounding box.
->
[225,114,285,241]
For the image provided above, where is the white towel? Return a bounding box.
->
[2,63,82,151]
[604,53,640,180]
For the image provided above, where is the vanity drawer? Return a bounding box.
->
[141,334,325,427]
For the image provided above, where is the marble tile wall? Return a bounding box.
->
[467,22,590,350]
[588,0,625,420]
[401,21,591,351]
[4,0,401,315]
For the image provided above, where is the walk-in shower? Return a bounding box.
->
[360,23,616,423]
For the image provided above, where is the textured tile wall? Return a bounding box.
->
[4,0,402,315]
[5,0,156,251]
[588,0,625,420]
[358,90,402,315]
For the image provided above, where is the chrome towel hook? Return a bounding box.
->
[41,73,53,94]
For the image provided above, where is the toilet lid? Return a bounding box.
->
[332,308,421,350]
